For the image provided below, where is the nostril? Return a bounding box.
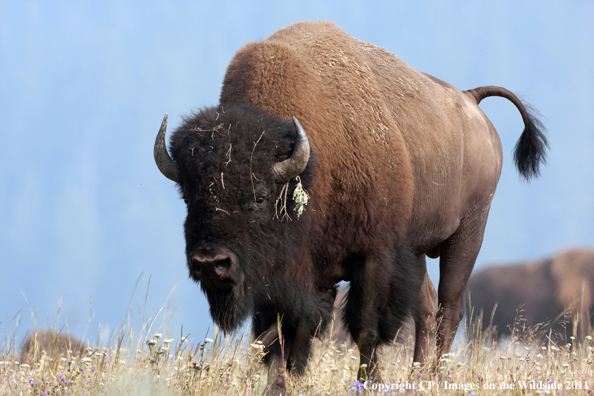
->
[190,257,202,275]
[214,258,232,277]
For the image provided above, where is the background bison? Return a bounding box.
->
[154,21,546,392]
[466,248,594,340]
[20,331,84,363]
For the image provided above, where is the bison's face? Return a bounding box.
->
[154,105,314,331]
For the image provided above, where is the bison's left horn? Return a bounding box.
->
[154,114,180,183]
[272,117,311,182]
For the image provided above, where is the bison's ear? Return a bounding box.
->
[272,117,310,183]
[154,114,180,183]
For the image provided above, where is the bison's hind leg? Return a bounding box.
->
[436,209,491,357]
[412,268,438,364]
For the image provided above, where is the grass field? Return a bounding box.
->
[1,305,593,395]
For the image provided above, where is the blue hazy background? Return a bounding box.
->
[1,1,593,346]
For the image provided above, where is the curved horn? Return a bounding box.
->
[154,114,180,183]
[272,117,311,182]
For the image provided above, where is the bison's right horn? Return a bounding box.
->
[272,117,311,183]
[154,114,180,183]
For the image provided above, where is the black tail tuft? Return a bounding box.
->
[466,86,548,182]
[513,106,548,181]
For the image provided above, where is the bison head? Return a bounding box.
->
[154,105,317,331]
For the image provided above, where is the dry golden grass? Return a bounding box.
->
[2,307,593,395]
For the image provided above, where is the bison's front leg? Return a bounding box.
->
[344,256,385,381]
[255,322,288,396]
[265,347,288,396]
[259,321,312,396]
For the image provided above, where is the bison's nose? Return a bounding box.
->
[191,255,232,278]
[189,248,237,286]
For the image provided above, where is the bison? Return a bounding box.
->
[20,331,84,363]
[154,21,546,392]
[466,248,594,341]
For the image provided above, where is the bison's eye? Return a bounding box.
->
[182,195,188,205]
[255,195,266,205]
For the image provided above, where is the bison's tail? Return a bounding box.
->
[466,85,548,181]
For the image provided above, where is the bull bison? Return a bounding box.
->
[20,331,84,362]
[154,21,546,392]
[466,248,594,341]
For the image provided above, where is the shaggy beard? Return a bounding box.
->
[203,284,252,332]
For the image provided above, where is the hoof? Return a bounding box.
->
[263,376,287,396]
